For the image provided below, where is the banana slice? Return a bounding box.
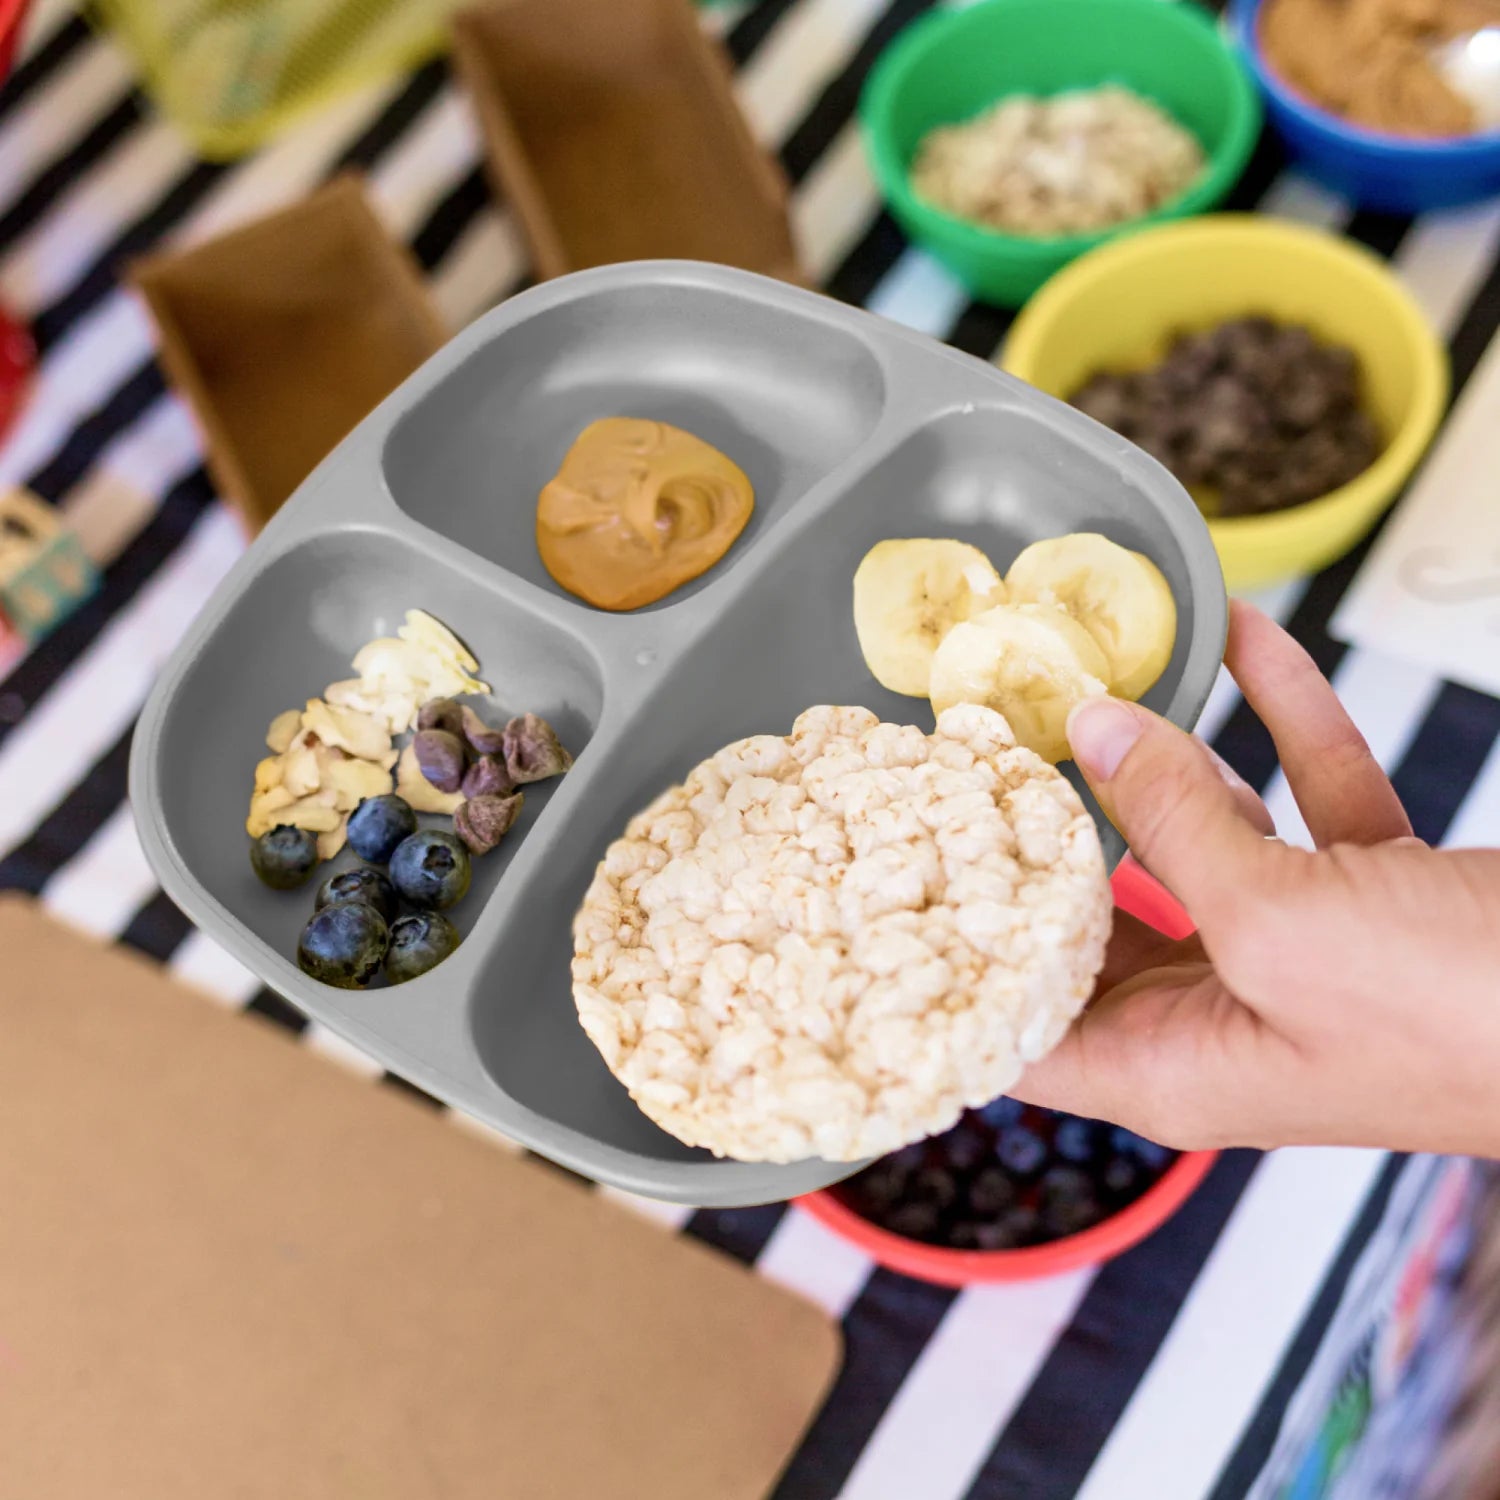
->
[853,539,1006,697]
[1005,533,1176,702]
[929,602,1110,763]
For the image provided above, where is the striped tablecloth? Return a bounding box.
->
[0,1,1496,1495]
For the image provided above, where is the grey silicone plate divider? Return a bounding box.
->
[130,260,1228,1208]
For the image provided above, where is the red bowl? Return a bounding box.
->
[796,859,1217,1286]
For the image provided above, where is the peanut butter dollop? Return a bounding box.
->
[1261,0,1500,137]
[536,418,755,611]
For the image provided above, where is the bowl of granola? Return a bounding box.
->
[860,0,1261,305]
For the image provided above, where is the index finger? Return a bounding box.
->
[1225,602,1411,848]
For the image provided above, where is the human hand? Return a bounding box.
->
[1012,601,1500,1159]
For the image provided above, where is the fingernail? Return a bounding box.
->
[1067,697,1143,780]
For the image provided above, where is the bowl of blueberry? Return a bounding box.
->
[798,858,1217,1285]
[798,1101,1216,1285]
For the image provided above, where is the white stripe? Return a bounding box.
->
[429,205,525,329]
[16,0,77,61]
[363,86,482,240]
[59,397,203,563]
[756,1205,872,1319]
[0,29,133,194]
[794,122,877,281]
[1258,172,1347,228]
[840,1270,1095,1500]
[168,925,263,1007]
[447,1109,525,1155]
[39,799,157,936]
[597,1187,696,1230]
[864,249,970,336]
[302,1021,385,1077]
[1392,200,1500,335]
[700,1,752,37]
[0,118,188,311]
[734,0,888,146]
[0,503,243,857]
[1072,1148,1387,1500]
[1260,650,1439,846]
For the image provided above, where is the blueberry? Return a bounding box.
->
[315,866,398,925]
[389,829,471,910]
[385,912,462,984]
[940,1120,990,1173]
[849,1162,906,1213]
[1102,1156,1142,1198]
[885,1201,942,1242]
[996,1125,1048,1176]
[948,1220,984,1250]
[346,794,419,864]
[1040,1166,1103,1238]
[968,1165,1017,1217]
[978,1096,1026,1130]
[1110,1128,1174,1172]
[985,1204,1040,1250]
[250,825,319,890]
[296,901,388,988]
[1053,1117,1099,1165]
[913,1166,958,1209]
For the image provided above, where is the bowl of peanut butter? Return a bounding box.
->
[1233,0,1500,209]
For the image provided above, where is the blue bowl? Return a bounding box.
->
[1232,0,1500,210]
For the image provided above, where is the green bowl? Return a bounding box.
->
[860,0,1263,307]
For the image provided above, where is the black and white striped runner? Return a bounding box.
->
[1,3,1494,1494]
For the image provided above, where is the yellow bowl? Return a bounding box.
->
[1002,215,1449,591]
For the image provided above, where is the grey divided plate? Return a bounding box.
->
[130,261,1227,1207]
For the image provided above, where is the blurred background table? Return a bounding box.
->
[0,0,1497,1496]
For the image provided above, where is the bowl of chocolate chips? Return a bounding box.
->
[1005,215,1448,589]
[798,860,1219,1286]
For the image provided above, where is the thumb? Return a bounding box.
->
[1067,696,1273,923]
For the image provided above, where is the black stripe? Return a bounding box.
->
[0,720,134,894]
[778,0,936,186]
[381,1071,444,1108]
[772,1270,959,1499]
[723,0,802,67]
[825,209,907,306]
[0,88,148,258]
[683,1202,789,1265]
[29,160,230,354]
[244,987,311,1036]
[0,466,216,750]
[1344,209,1414,261]
[409,163,490,272]
[521,1148,595,1190]
[1391,686,1500,844]
[26,358,166,501]
[1205,1155,1411,1500]
[119,888,195,962]
[960,1150,1263,1500]
[1220,129,1287,213]
[1446,246,1500,398]
[332,56,448,173]
[0,13,91,125]
[946,300,1015,360]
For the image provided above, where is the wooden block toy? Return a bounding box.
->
[0,488,98,642]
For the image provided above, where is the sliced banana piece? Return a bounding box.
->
[929,602,1110,763]
[1005,533,1176,702]
[853,538,1005,697]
